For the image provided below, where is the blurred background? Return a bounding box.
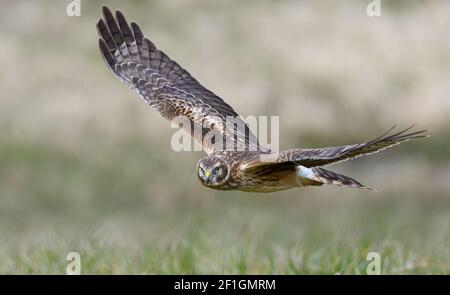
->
[0,0,449,274]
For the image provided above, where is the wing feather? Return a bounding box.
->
[97,6,263,154]
[239,126,428,182]
[278,125,428,167]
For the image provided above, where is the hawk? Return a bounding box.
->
[97,6,427,193]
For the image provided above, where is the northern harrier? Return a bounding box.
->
[97,6,427,192]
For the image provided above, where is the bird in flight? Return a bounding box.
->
[97,6,427,193]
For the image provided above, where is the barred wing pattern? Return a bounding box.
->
[239,125,427,187]
[277,125,428,167]
[97,6,261,154]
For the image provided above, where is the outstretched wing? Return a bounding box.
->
[278,125,428,167]
[97,6,263,154]
[239,125,427,181]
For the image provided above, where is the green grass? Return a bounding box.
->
[1,202,449,274]
[0,142,449,274]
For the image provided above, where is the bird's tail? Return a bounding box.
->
[298,166,374,190]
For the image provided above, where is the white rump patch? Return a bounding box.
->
[296,165,314,179]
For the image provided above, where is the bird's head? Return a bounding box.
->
[197,157,229,188]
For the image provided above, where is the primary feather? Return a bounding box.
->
[278,125,428,167]
[97,6,262,154]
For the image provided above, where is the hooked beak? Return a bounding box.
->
[204,170,211,184]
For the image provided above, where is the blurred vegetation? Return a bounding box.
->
[0,0,449,274]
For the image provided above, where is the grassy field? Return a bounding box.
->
[0,0,449,274]
[0,139,448,274]
[1,198,449,274]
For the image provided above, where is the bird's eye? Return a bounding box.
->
[212,166,221,175]
[199,167,205,175]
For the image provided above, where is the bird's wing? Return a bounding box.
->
[97,6,263,155]
[277,125,428,167]
[239,160,297,177]
[239,125,427,179]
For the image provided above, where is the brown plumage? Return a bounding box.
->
[97,6,428,193]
